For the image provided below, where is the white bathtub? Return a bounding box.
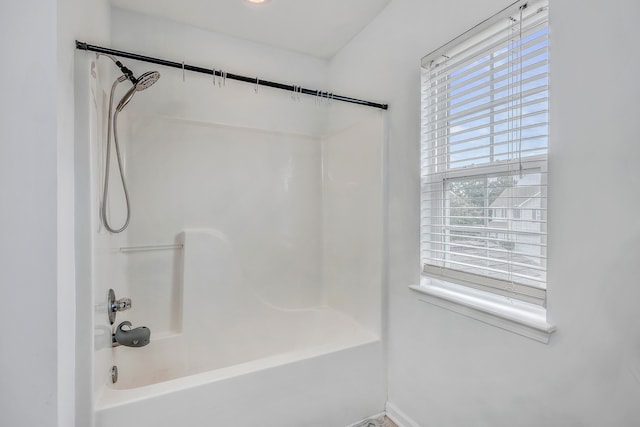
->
[95,230,385,427]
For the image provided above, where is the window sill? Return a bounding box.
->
[409,277,556,343]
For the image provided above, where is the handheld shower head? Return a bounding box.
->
[116,71,161,112]
[102,63,160,234]
[136,71,160,90]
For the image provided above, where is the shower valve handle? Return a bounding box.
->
[112,297,132,313]
[108,289,132,325]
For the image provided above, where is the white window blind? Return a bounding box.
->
[420,0,549,305]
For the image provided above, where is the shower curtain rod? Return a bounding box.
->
[76,41,388,110]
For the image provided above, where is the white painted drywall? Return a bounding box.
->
[329,0,640,425]
[109,7,329,135]
[0,1,59,427]
[109,0,391,59]
[0,0,109,424]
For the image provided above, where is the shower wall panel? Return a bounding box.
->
[118,115,323,336]
[322,110,385,335]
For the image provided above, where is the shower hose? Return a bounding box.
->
[101,75,131,233]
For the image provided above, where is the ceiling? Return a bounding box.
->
[109,0,391,59]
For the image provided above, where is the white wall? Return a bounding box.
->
[110,7,329,135]
[329,0,640,426]
[0,2,59,426]
[0,0,109,425]
[0,1,115,427]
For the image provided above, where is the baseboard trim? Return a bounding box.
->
[385,402,421,427]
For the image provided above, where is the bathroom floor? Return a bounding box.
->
[353,416,399,427]
[381,416,399,427]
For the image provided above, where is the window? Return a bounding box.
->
[420,0,549,306]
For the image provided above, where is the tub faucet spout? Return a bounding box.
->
[112,321,151,348]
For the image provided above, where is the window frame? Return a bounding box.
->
[414,0,555,342]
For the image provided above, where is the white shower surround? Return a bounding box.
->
[85,18,386,422]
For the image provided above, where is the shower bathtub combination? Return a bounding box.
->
[76,44,386,427]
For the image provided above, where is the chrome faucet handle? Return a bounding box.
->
[113,297,132,312]
[108,289,132,325]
